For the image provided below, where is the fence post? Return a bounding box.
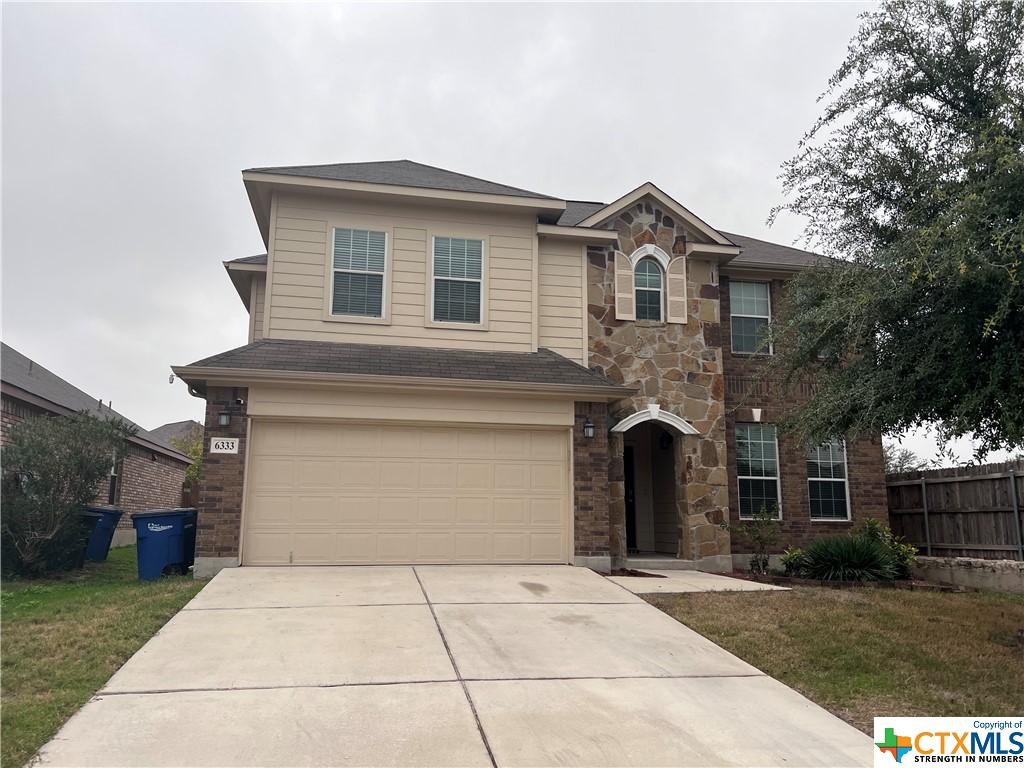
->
[920,476,932,557]
[1011,470,1023,562]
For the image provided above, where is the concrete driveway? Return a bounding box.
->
[36,566,871,767]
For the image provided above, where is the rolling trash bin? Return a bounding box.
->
[179,508,198,570]
[82,505,123,562]
[131,509,192,581]
[74,510,104,570]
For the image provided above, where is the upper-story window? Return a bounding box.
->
[614,245,686,323]
[736,423,782,519]
[433,236,483,324]
[331,228,387,318]
[634,259,664,321]
[730,280,771,354]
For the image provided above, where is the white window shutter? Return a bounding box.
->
[614,251,635,321]
[666,256,688,323]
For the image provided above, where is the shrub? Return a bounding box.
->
[780,546,808,576]
[798,535,898,582]
[1,412,133,576]
[721,504,779,575]
[858,518,917,579]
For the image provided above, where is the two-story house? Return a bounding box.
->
[172,160,886,578]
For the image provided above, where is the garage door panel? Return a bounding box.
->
[253,458,295,487]
[456,498,491,525]
[380,462,418,489]
[294,496,338,526]
[339,461,379,489]
[418,497,456,525]
[297,460,338,487]
[338,497,379,525]
[243,422,569,565]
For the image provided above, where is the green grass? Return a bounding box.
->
[646,587,1024,734]
[1,548,204,768]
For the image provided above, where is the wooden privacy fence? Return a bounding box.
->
[887,460,1024,560]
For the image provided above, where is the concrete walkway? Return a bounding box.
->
[36,566,870,767]
[608,569,791,594]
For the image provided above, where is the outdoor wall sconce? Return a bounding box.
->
[659,430,674,450]
[751,408,763,423]
[582,418,595,439]
[218,410,232,428]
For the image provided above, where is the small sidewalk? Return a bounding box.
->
[608,569,790,594]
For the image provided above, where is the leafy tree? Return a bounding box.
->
[1,412,133,576]
[768,0,1024,457]
[882,443,931,474]
[169,423,204,489]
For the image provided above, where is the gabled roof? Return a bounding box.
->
[228,253,268,265]
[174,339,630,398]
[1,343,190,462]
[244,160,560,201]
[149,419,203,445]
[558,201,607,227]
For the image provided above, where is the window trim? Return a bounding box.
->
[322,225,392,326]
[736,422,782,520]
[807,438,852,522]
[730,280,773,355]
[634,257,665,323]
[427,234,488,330]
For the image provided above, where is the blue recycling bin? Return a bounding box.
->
[131,509,191,581]
[179,508,198,569]
[82,505,123,562]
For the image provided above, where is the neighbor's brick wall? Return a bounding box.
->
[196,387,248,559]
[721,275,888,553]
[1,394,45,446]
[114,444,189,525]
[573,402,610,558]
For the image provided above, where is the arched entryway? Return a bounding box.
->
[611,405,699,556]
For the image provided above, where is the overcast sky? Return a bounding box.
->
[2,2,1004,463]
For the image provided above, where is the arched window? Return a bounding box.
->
[634,258,663,321]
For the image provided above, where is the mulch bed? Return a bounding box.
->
[728,571,977,592]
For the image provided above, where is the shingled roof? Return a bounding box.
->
[227,253,268,265]
[244,160,560,201]
[720,232,828,269]
[180,339,628,392]
[1,343,189,460]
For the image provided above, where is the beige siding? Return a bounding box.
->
[537,240,586,364]
[265,192,539,352]
[247,385,574,427]
[248,276,266,343]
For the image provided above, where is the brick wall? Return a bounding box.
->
[1,394,45,446]
[573,402,610,557]
[195,387,248,559]
[720,275,888,553]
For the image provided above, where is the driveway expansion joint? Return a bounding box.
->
[413,566,499,768]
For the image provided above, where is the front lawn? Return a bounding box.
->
[0,548,204,768]
[646,586,1024,734]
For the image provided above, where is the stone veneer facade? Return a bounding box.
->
[587,199,732,567]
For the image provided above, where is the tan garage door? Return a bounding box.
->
[242,421,570,565]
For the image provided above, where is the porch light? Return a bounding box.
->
[218,409,231,428]
[582,418,595,439]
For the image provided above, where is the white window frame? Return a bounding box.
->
[736,423,782,520]
[806,438,852,522]
[328,227,389,323]
[430,235,485,327]
[634,257,665,322]
[730,280,773,355]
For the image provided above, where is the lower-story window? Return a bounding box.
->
[736,423,781,519]
[807,439,850,520]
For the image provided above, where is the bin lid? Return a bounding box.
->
[78,510,105,519]
[82,505,122,513]
[130,508,189,520]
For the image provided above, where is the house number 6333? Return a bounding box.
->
[211,438,239,454]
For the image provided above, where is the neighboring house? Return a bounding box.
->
[1,343,192,545]
[173,160,886,578]
[149,419,203,446]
